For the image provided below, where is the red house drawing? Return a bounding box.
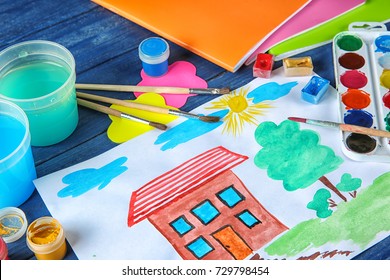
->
[128,146,288,260]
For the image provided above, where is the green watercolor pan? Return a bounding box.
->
[333,22,390,162]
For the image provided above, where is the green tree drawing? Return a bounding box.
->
[307,189,333,218]
[337,173,362,198]
[254,120,346,202]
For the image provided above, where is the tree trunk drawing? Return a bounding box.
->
[319,176,347,202]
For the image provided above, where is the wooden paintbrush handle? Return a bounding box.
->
[340,123,390,138]
[76,92,170,115]
[77,98,122,118]
[76,83,190,94]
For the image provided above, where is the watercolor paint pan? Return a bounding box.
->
[333,22,390,162]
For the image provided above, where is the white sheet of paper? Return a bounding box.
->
[33,68,390,260]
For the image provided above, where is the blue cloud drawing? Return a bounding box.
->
[58,157,128,198]
[247,81,298,103]
[155,110,228,151]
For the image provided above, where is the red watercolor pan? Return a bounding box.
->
[333,22,390,162]
[340,70,368,89]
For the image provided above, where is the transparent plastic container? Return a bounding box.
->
[26,216,67,260]
[0,40,78,146]
[0,99,36,208]
[0,207,28,243]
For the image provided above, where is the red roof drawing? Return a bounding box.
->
[128,146,248,227]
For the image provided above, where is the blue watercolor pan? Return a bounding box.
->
[333,22,390,162]
[301,76,330,104]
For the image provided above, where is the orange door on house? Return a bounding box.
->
[212,226,252,260]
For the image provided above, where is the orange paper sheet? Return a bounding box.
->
[92,0,311,72]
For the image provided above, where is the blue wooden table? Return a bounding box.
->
[2,0,389,260]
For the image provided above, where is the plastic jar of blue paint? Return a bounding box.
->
[0,100,37,208]
[139,37,170,77]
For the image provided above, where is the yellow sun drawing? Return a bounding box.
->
[206,87,272,136]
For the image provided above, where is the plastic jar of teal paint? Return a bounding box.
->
[0,40,78,146]
[139,37,170,77]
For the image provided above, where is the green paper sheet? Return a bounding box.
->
[269,0,390,59]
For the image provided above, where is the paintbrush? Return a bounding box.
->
[77,98,167,131]
[288,117,390,138]
[76,83,231,95]
[76,91,221,123]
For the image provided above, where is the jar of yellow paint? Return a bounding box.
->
[26,217,67,260]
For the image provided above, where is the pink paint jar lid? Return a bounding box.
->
[0,207,28,243]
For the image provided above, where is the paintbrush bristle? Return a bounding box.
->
[219,87,231,95]
[288,117,307,123]
[198,115,221,123]
[149,122,168,131]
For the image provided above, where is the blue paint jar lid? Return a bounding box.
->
[139,37,170,64]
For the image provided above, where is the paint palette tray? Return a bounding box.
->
[333,22,390,162]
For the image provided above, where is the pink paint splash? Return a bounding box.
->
[135,61,207,108]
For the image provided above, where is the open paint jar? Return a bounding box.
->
[26,216,67,260]
[0,40,78,146]
[0,99,37,208]
[0,207,28,243]
[139,37,170,77]
[0,237,8,260]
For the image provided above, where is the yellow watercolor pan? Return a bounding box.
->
[282,56,313,77]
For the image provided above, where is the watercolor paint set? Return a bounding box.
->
[333,22,390,162]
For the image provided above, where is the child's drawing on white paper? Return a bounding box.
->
[33,68,390,260]
[58,157,128,198]
[128,146,288,260]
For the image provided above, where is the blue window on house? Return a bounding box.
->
[191,200,220,225]
[170,216,194,236]
[216,185,245,208]
[236,210,261,228]
[186,236,214,259]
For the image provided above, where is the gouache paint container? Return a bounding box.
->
[301,76,330,104]
[0,237,9,260]
[139,37,170,77]
[0,99,37,208]
[26,216,67,260]
[0,40,78,146]
[0,207,28,243]
[333,22,390,162]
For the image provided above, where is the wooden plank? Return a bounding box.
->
[0,0,97,48]
[3,0,390,261]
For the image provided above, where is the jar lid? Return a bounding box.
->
[139,37,170,64]
[0,207,28,243]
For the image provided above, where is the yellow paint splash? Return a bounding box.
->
[107,93,179,143]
